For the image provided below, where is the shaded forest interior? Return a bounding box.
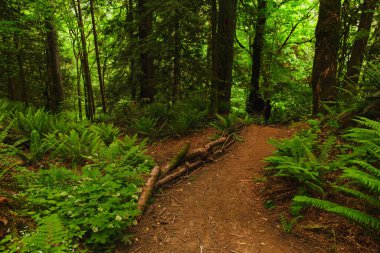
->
[0,0,379,252]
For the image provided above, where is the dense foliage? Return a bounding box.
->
[0,99,153,251]
[265,117,380,236]
[0,0,379,251]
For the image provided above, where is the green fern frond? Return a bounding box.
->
[293,195,380,231]
[354,117,380,133]
[350,160,380,177]
[319,136,336,163]
[341,169,380,194]
[333,185,380,208]
[0,119,14,143]
[21,214,71,252]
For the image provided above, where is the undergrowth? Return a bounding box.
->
[265,116,380,239]
[0,99,154,252]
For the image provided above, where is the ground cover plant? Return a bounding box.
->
[0,100,154,252]
[264,116,380,246]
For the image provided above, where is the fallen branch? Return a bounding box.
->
[160,142,190,177]
[155,160,204,188]
[185,137,227,161]
[137,166,161,212]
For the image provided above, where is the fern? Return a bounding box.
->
[333,185,380,208]
[341,169,380,194]
[90,123,120,145]
[26,130,56,164]
[21,214,71,252]
[50,129,104,163]
[293,195,380,231]
[133,116,158,137]
[0,119,14,144]
[350,160,380,177]
[319,136,336,164]
[354,117,380,133]
[16,108,51,136]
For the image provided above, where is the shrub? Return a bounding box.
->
[90,123,120,146]
[49,129,104,163]
[21,165,144,246]
[16,108,52,136]
[132,116,159,138]
[211,113,243,135]
[267,117,380,233]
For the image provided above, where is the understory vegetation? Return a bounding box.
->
[0,100,154,252]
[265,116,380,242]
[1,0,380,251]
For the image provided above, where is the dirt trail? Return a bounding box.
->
[118,125,320,253]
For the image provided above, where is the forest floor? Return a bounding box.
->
[116,124,374,253]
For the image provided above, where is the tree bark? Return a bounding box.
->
[137,166,160,212]
[214,0,237,114]
[247,0,267,112]
[209,0,219,116]
[344,0,376,87]
[250,0,267,95]
[160,142,190,177]
[15,37,28,105]
[155,161,204,188]
[311,0,341,115]
[126,0,138,100]
[138,0,155,103]
[45,0,65,113]
[172,14,181,103]
[76,0,95,120]
[90,0,107,113]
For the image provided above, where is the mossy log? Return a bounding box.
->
[137,165,161,212]
[159,142,190,177]
[155,160,204,188]
[185,137,227,161]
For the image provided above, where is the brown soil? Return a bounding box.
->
[117,125,376,253]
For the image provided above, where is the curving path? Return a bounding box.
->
[117,125,322,253]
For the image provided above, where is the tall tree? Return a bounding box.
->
[45,0,65,112]
[344,0,376,87]
[247,0,267,107]
[211,0,237,114]
[138,0,155,103]
[172,12,180,103]
[311,0,341,114]
[76,0,95,120]
[89,0,106,113]
[209,0,218,115]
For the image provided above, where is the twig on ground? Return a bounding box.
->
[171,195,184,205]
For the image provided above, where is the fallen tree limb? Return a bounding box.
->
[160,142,190,177]
[137,166,161,212]
[137,136,231,214]
[185,137,227,161]
[155,160,204,188]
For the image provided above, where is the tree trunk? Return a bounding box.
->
[15,37,28,105]
[250,0,267,95]
[247,0,267,111]
[172,14,181,103]
[76,0,95,120]
[344,0,376,87]
[126,0,138,100]
[214,0,237,114]
[209,0,218,116]
[45,0,65,113]
[138,0,155,103]
[311,0,341,115]
[90,0,107,113]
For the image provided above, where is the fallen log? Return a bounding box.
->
[155,160,204,188]
[137,166,161,212]
[185,137,227,161]
[159,142,190,177]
